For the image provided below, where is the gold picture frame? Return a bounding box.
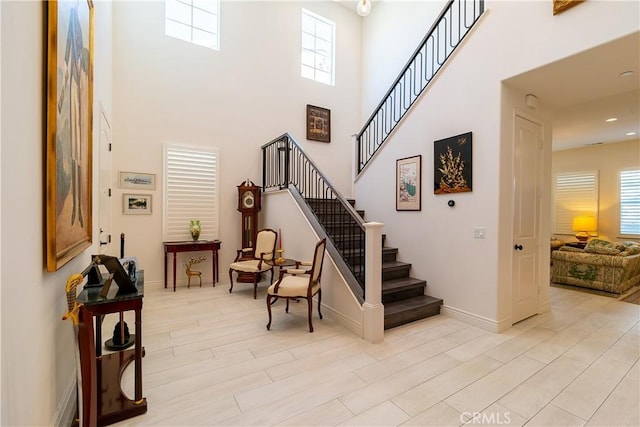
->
[553,0,584,15]
[396,155,422,211]
[46,0,95,271]
[306,104,331,143]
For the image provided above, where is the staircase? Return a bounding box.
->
[306,198,443,329]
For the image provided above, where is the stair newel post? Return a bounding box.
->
[363,221,384,343]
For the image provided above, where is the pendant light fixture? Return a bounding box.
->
[357,0,372,17]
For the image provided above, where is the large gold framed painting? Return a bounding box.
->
[46,0,94,271]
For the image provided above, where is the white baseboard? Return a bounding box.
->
[319,302,363,338]
[52,374,76,427]
[441,305,511,333]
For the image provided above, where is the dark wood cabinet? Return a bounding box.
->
[76,275,146,426]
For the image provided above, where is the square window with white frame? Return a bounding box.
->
[165,0,220,51]
[301,9,335,86]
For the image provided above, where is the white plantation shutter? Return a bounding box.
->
[164,144,219,241]
[620,169,640,236]
[553,171,599,234]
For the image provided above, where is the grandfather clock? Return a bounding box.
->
[237,179,261,250]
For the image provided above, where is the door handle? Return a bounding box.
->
[514,244,523,250]
[100,241,109,246]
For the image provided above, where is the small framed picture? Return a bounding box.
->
[306,104,331,143]
[123,194,152,215]
[119,171,156,190]
[396,155,422,211]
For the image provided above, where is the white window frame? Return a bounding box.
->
[163,144,219,242]
[619,168,640,237]
[553,171,599,235]
[301,9,335,86]
[165,0,220,51]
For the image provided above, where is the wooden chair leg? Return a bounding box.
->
[253,274,258,299]
[307,297,314,333]
[285,298,290,313]
[317,289,323,319]
[198,274,202,287]
[228,269,234,293]
[266,295,273,330]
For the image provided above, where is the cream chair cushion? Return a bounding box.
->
[255,231,277,260]
[267,275,320,297]
[229,259,272,273]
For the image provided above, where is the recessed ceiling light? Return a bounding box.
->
[620,71,634,77]
[606,117,618,122]
[626,132,637,136]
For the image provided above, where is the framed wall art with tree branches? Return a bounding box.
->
[434,132,472,194]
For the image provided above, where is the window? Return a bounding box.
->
[553,171,599,234]
[163,144,219,241]
[301,9,335,86]
[620,169,640,236]
[165,0,220,50]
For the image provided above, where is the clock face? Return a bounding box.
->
[242,191,255,208]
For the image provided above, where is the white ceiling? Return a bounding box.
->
[504,32,640,151]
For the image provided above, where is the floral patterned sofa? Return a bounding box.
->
[551,240,640,294]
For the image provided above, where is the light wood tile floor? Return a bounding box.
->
[108,282,639,426]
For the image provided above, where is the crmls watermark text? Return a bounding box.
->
[460,411,512,425]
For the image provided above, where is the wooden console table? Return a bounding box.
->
[163,240,221,292]
[76,274,146,426]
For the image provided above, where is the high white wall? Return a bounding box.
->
[0,1,112,425]
[111,1,362,287]
[355,0,639,330]
[552,139,640,242]
[360,0,447,118]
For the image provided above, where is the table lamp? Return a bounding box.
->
[572,215,597,242]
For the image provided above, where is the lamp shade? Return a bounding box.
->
[572,215,597,232]
[357,0,372,16]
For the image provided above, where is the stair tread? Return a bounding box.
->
[384,295,443,315]
[382,277,426,293]
[382,261,411,269]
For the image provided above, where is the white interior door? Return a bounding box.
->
[98,108,112,254]
[512,115,543,324]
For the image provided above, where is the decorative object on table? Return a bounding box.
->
[237,179,262,250]
[267,238,327,333]
[434,132,472,194]
[118,171,156,190]
[105,320,134,351]
[396,155,422,211]
[122,193,152,214]
[189,219,201,241]
[553,0,584,15]
[275,228,285,265]
[185,256,206,288]
[45,0,95,272]
[572,215,597,242]
[306,104,331,143]
[229,228,278,298]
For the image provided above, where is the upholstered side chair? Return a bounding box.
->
[266,238,327,332]
[229,228,278,299]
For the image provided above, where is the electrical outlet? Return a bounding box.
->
[473,227,486,239]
